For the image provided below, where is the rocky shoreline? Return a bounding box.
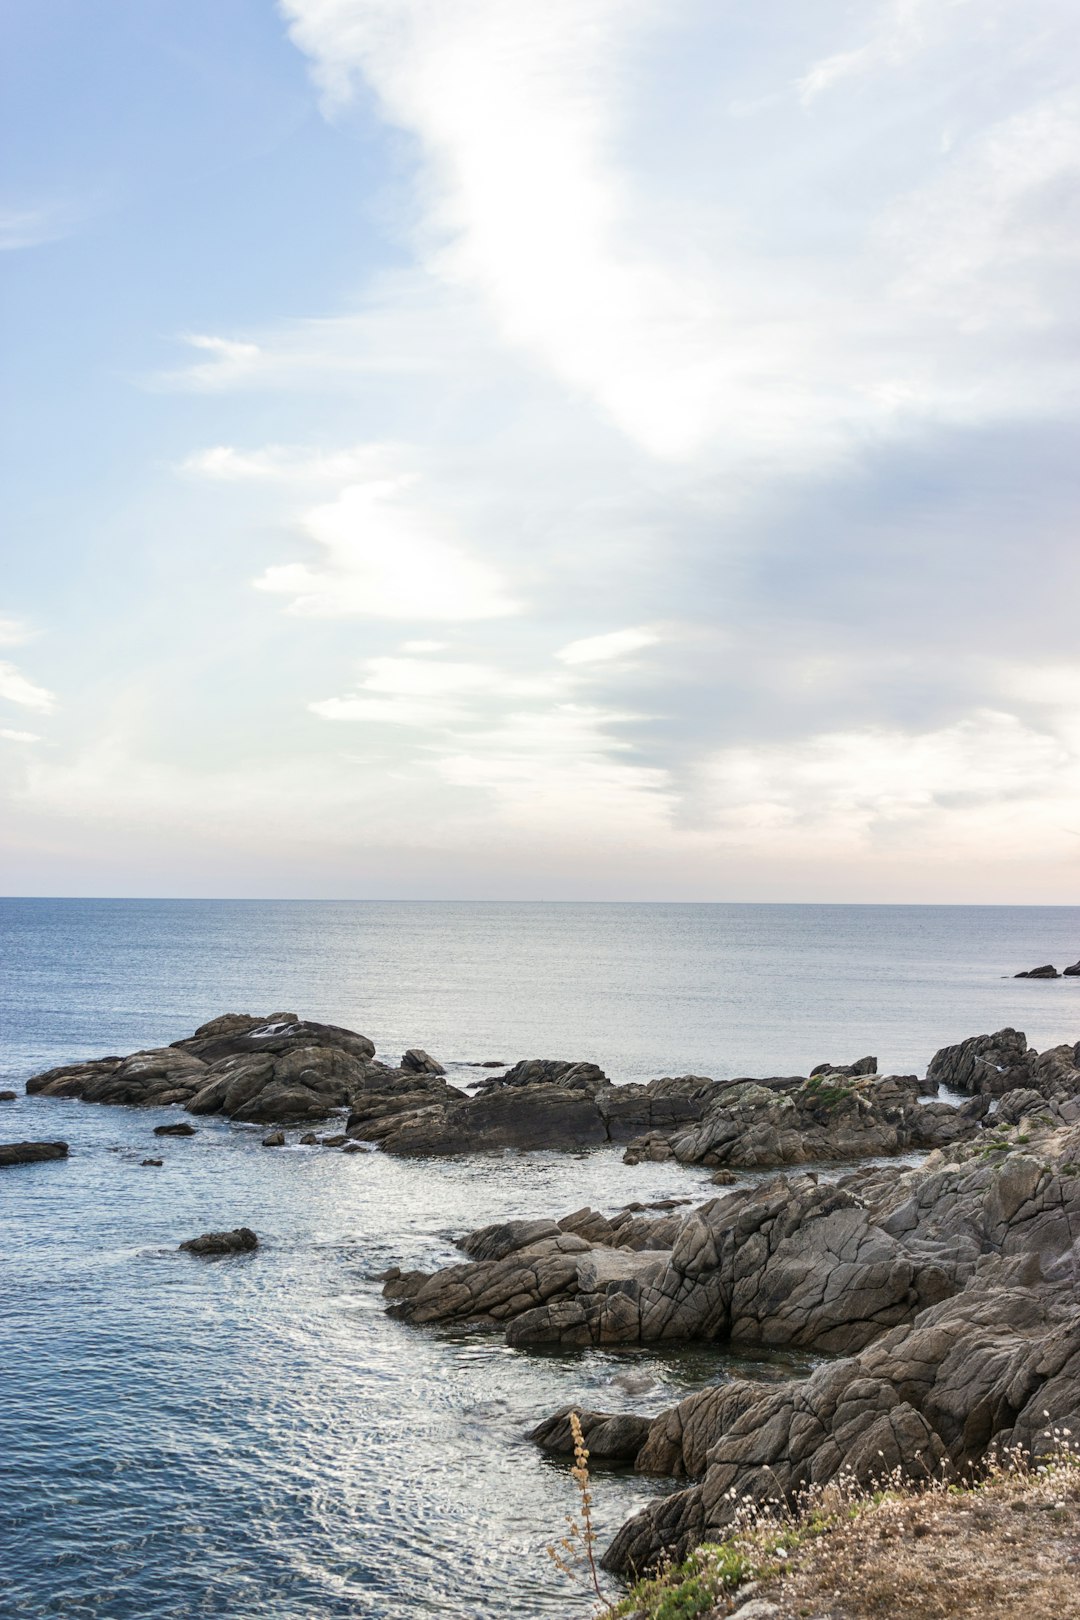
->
[14,1013,1080,1592]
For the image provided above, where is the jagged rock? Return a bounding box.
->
[517,1117,1080,1578]
[401,1048,446,1076]
[1014,964,1060,978]
[261,1130,285,1147]
[26,1049,206,1108]
[529,1406,653,1463]
[26,1013,386,1125]
[480,1058,610,1092]
[141,1157,163,1166]
[348,1070,723,1156]
[153,1121,195,1137]
[1064,960,1080,977]
[810,1057,877,1078]
[926,1029,1080,1109]
[622,1071,977,1172]
[600,1258,1080,1575]
[927,1027,1034,1097]
[383,1165,968,1355]
[0,1140,68,1167]
[179,1227,258,1255]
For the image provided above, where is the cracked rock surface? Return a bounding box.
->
[384,1029,1080,1578]
[24,1012,461,1126]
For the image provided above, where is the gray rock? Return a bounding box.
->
[1064,960,1080,978]
[401,1048,446,1076]
[0,1140,68,1167]
[261,1130,285,1147]
[26,1013,381,1127]
[1015,964,1061,979]
[623,1070,978,1173]
[179,1227,258,1255]
[529,1406,653,1463]
[153,1121,196,1137]
[140,1157,163,1166]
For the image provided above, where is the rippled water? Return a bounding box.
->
[2,900,1078,1617]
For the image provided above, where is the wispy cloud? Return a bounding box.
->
[557,627,659,665]
[181,442,396,483]
[0,661,55,714]
[254,472,518,621]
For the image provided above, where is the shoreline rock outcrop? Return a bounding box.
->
[374,1026,1080,1580]
[620,1069,982,1171]
[24,1012,460,1128]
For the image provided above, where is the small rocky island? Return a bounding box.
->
[19,1013,1080,1595]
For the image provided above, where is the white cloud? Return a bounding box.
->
[881,90,1080,328]
[0,728,40,743]
[700,710,1078,858]
[309,654,561,727]
[168,334,263,390]
[181,442,394,483]
[557,627,659,665]
[280,0,734,459]
[254,475,518,620]
[401,639,446,654]
[796,0,941,104]
[0,661,55,714]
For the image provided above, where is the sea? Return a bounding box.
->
[2,899,1078,1619]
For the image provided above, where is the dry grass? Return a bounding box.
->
[770,1464,1080,1620]
[587,1433,1080,1620]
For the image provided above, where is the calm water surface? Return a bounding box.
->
[2,901,1078,1618]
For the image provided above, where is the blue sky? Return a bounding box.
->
[2,0,1078,899]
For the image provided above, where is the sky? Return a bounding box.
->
[1,0,1078,901]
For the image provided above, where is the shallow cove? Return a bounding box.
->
[2,1096,818,1619]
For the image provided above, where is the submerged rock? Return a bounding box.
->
[0,1140,68,1167]
[179,1227,258,1255]
[154,1121,196,1137]
[0,1090,17,1101]
[261,1130,285,1147]
[1014,964,1061,979]
[140,1157,163,1167]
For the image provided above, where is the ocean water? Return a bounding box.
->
[2,900,1079,1620]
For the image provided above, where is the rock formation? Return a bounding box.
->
[179,1227,258,1255]
[1014,963,1061,978]
[379,1027,1080,1579]
[0,1140,68,1167]
[27,1013,1039,1164]
[24,1012,457,1127]
[620,1069,982,1171]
